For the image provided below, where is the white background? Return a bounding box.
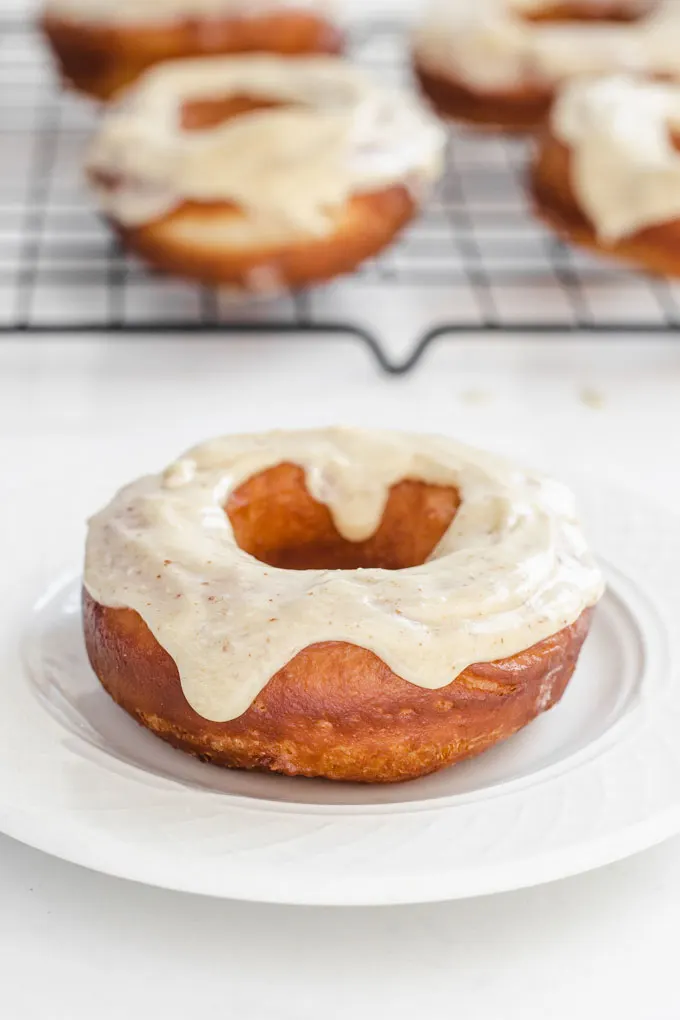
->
[5,0,680,1017]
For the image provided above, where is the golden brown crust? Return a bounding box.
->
[530,129,680,277]
[105,186,418,291]
[519,1,652,22]
[42,11,344,101]
[83,463,595,783]
[414,64,552,132]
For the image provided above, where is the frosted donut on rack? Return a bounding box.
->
[531,74,680,276]
[412,0,680,130]
[83,427,604,783]
[42,0,344,101]
[86,55,445,293]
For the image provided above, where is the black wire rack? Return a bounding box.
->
[3,16,680,374]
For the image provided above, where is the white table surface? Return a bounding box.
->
[2,332,680,1019]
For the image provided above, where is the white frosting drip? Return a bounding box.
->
[86,56,445,235]
[552,75,680,240]
[84,429,604,723]
[45,0,334,28]
[413,0,680,93]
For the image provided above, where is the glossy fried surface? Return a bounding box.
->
[108,186,417,292]
[42,11,344,101]
[414,65,551,131]
[531,131,680,277]
[520,1,653,21]
[83,463,595,783]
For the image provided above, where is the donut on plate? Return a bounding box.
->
[83,428,604,783]
[42,0,343,101]
[412,0,680,130]
[86,56,445,293]
[531,74,680,276]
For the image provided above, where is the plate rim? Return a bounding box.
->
[2,797,680,906]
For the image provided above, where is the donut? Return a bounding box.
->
[41,0,343,101]
[86,56,445,293]
[83,429,604,784]
[412,0,680,131]
[531,75,680,275]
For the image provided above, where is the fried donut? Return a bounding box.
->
[42,0,343,101]
[531,75,680,276]
[412,0,679,131]
[83,429,604,784]
[86,56,445,293]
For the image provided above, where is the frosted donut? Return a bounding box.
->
[41,0,343,101]
[412,0,680,130]
[531,75,680,275]
[83,428,604,783]
[86,56,445,293]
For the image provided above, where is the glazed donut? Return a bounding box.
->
[531,75,680,275]
[412,0,680,130]
[42,0,343,101]
[86,56,445,293]
[83,429,604,784]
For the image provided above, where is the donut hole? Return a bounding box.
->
[225,463,460,570]
[181,94,294,131]
[516,1,655,23]
[89,95,294,196]
[669,126,680,152]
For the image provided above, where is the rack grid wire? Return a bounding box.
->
[2,16,680,374]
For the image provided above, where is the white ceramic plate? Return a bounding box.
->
[2,484,680,906]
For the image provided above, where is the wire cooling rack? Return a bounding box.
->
[3,17,680,374]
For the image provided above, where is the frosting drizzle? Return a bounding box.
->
[552,74,680,240]
[84,429,604,722]
[87,55,445,236]
[413,0,680,93]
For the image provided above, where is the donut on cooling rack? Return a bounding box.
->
[41,0,343,101]
[85,55,445,293]
[531,74,680,276]
[82,428,604,784]
[412,0,680,131]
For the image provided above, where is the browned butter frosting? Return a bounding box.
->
[86,55,445,240]
[84,429,604,722]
